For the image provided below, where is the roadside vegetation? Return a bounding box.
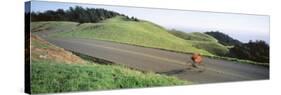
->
[30,35,189,94]
[31,60,188,93]
[31,35,85,64]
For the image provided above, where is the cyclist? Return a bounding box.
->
[191,53,203,68]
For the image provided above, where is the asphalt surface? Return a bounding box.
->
[41,36,269,84]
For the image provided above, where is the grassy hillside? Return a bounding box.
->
[47,16,213,56]
[188,41,229,56]
[168,30,229,56]
[31,21,78,33]
[169,30,218,42]
[30,35,189,94]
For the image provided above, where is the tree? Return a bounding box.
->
[30,6,130,23]
[228,40,269,63]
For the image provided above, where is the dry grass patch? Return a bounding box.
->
[31,35,85,64]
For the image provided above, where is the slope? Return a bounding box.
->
[169,30,218,42]
[169,30,229,56]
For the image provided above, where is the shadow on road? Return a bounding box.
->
[157,67,201,75]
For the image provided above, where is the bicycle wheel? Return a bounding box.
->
[195,63,206,72]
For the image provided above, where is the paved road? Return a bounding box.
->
[43,37,269,84]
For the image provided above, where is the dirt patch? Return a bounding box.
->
[31,35,86,64]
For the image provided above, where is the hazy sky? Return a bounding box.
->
[30,1,270,43]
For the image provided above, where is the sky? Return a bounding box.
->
[30,1,270,43]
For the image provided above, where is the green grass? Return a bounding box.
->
[31,60,189,94]
[31,21,78,33]
[47,16,213,56]
[188,40,229,56]
[168,30,229,56]
[169,30,218,42]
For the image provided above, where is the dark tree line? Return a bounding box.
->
[205,31,269,63]
[205,31,242,46]
[31,6,139,23]
[228,40,269,63]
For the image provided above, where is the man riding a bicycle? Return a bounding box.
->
[191,53,202,68]
[188,53,205,72]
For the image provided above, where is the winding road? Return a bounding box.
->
[41,35,269,84]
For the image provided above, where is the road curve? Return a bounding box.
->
[43,37,269,84]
